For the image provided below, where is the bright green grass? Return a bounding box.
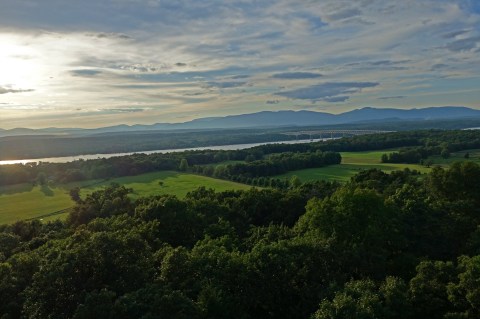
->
[2,149,477,224]
[275,150,431,182]
[0,184,73,225]
[0,171,249,225]
[80,171,249,199]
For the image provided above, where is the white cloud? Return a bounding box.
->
[0,0,479,128]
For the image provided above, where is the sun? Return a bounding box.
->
[0,34,43,91]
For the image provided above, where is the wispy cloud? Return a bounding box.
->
[0,87,34,94]
[205,81,248,89]
[266,100,280,104]
[98,107,148,113]
[0,0,479,128]
[276,82,379,102]
[378,96,406,100]
[272,72,323,79]
[70,69,102,77]
[445,35,480,52]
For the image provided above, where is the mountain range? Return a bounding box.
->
[1,106,479,137]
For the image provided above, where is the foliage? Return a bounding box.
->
[0,161,479,318]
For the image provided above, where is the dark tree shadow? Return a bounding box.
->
[40,185,54,197]
[0,183,34,195]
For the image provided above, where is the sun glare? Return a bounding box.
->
[0,36,43,90]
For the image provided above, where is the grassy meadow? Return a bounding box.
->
[275,150,432,182]
[1,149,478,224]
[0,171,249,225]
[427,149,480,166]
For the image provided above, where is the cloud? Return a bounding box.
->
[1,0,480,128]
[98,108,147,113]
[0,87,34,94]
[271,72,323,79]
[205,81,247,89]
[446,36,480,52]
[430,63,448,71]
[442,29,470,39]
[275,82,379,102]
[378,96,406,100]
[344,60,410,71]
[70,69,102,77]
[324,96,350,102]
[86,32,131,40]
[226,74,250,79]
[119,63,170,72]
[266,100,280,104]
[325,8,362,21]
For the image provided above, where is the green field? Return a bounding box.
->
[275,150,432,182]
[0,171,249,225]
[80,171,249,198]
[0,184,74,225]
[427,149,480,166]
[2,149,478,224]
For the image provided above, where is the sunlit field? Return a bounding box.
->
[0,171,249,224]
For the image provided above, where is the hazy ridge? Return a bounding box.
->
[2,106,480,137]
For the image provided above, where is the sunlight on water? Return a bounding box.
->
[0,139,330,165]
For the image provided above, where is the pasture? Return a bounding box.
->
[275,150,431,182]
[0,171,249,224]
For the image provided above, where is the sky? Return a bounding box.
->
[0,0,479,129]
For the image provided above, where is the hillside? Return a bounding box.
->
[2,106,480,137]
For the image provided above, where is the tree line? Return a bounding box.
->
[0,147,340,188]
[0,161,479,318]
[2,129,480,187]
[192,151,341,181]
[380,130,480,164]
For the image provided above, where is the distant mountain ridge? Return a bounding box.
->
[2,106,480,137]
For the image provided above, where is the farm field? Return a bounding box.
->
[427,149,480,165]
[274,150,432,182]
[79,171,250,198]
[0,171,249,225]
[0,184,74,225]
[2,149,477,224]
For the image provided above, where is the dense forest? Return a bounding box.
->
[0,161,479,318]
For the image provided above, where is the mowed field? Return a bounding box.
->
[275,150,432,182]
[0,171,249,225]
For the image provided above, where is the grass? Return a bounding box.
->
[275,150,432,182]
[80,171,249,199]
[2,149,478,224]
[0,184,74,225]
[0,171,249,225]
[426,149,480,166]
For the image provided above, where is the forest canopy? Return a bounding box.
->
[1,161,480,318]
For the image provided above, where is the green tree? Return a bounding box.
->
[179,159,189,171]
[296,187,396,278]
[69,187,82,203]
[409,260,456,319]
[313,277,411,319]
[289,175,302,188]
[36,172,47,186]
[441,148,450,159]
[446,255,480,319]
